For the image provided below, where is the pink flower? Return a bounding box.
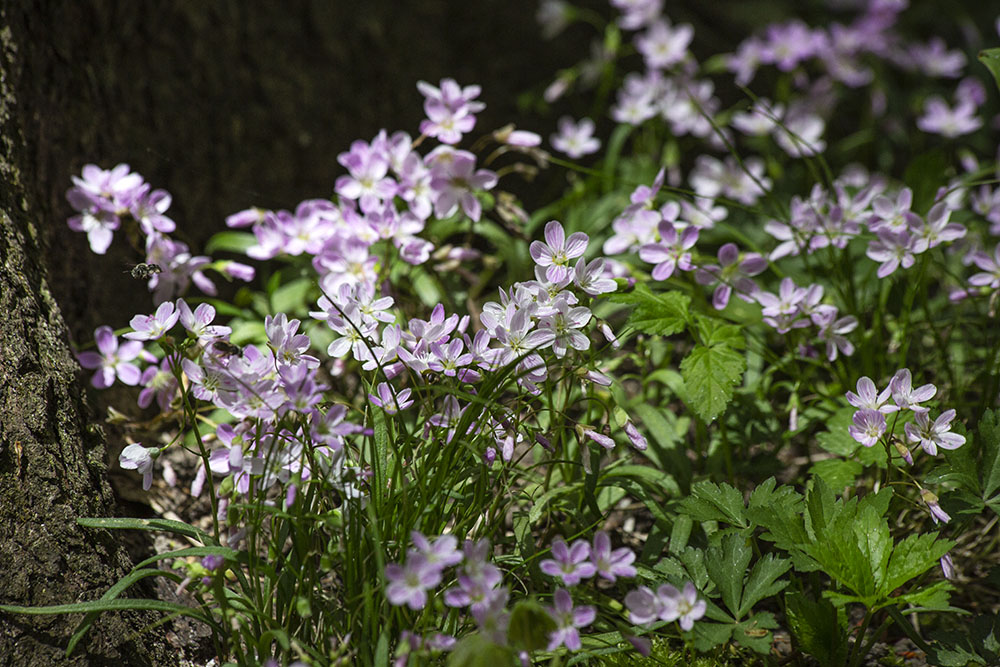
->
[76,325,144,389]
[385,554,442,610]
[530,221,590,283]
[119,443,157,490]
[590,531,637,581]
[550,117,601,159]
[905,409,965,456]
[546,589,595,651]
[638,221,698,281]
[848,408,886,448]
[540,538,596,586]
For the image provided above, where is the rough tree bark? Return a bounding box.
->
[0,12,180,667]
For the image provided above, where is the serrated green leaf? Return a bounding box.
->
[692,621,734,651]
[979,48,1000,95]
[735,611,779,654]
[680,342,745,422]
[896,580,957,612]
[785,591,849,667]
[810,458,863,491]
[679,481,747,527]
[739,554,790,618]
[815,408,860,457]
[693,314,745,349]
[852,504,892,593]
[705,533,752,618]
[620,285,691,336]
[883,532,953,595]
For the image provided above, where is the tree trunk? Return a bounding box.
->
[0,6,181,666]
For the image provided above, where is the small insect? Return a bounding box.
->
[126,263,163,280]
[211,341,244,358]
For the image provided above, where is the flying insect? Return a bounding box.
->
[126,263,163,280]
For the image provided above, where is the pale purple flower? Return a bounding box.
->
[178,300,231,343]
[917,97,982,138]
[119,443,157,490]
[540,538,597,586]
[815,311,858,362]
[870,188,919,234]
[418,78,485,145]
[130,186,176,235]
[125,301,181,341]
[573,256,617,296]
[410,531,464,570]
[756,277,808,333]
[550,117,601,159]
[970,244,1000,289]
[430,152,497,222]
[920,489,951,524]
[866,229,916,278]
[530,221,589,283]
[695,243,767,310]
[66,207,119,254]
[611,0,662,30]
[369,382,414,415]
[583,428,615,450]
[624,586,666,625]
[636,19,693,69]
[76,325,144,388]
[912,201,966,253]
[623,421,648,451]
[848,408,886,448]
[546,589,595,651]
[905,409,965,456]
[385,554,442,610]
[638,221,698,280]
[138,356,179,411]
[590,531,637,581]
[665,582,707,631]
[909,37,966,78]
[846,377,898,414]
[889,368,936,412]
[940,553,955,580]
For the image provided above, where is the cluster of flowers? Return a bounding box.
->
[80,299,362,507]
[385,529,702,656]
[225,79,498,300]
[307,218,633,464]
[764,173,967,280]
[66,164,254,303]
[846,368,965,459]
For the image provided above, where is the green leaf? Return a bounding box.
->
[371,408,390,506]
[738,554,790,618]
[0,597,213,621]
[979,409,1000,502]
[680,342,745,422]
[508,600,557,652]
[626,286,691,336]
[678,481,747,528]
[785,591,849,667]
[883,532,954,596]
[735,611,779,654]
[979,48,1000,95]
[814,408,860,457]
[270,277,312,314]
[692,621,734,652]
[705,533,752,618]
[77,517,215,544]
[447,634,515,667]
[852,504,892,594]
[693,314,745,349]
[204,230,257,255]
[809,459,863,491]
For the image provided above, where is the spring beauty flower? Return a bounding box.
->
[550,117,601,158]
[904,409,965,456]
[119,443,157,490]
[590,531,637,581]
[77,325,144,388]
[889,368,936,412]
[638,221,698,280]
[546,589,595,651]
[125,301,181,341]
[848,408,886,448]
[530,221,590,283]
[385,554,442,610]
[540,537,596,585]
